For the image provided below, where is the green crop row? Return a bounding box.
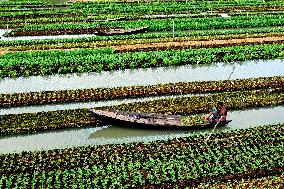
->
[0,123,283,187]
[5,14,284,36]
[195,174,284,188]
[0,7,66,13]
[104,88,284,115]
[1,1,283,25]
[1,0,282,16]
[0,13,219,28]
[0,1,47,6]
[2,0,282,15]
[70,0,284,14]
[0,1,221,21]
[3,10,282,27]
[1,13,153,29]
[1,1,217,20]
[1,76,283,108]
[0,1,68,9]
[2,26,284,51]
[0,16,88,28]
[1,88,284,136]
[0,109,99,136]
[0,9,74,20]
[1,44,284,78]
[0,10,75,21]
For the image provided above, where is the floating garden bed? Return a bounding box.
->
[103,88,284,114]
[0,123,282,187]
[1,0,284,187]
[2,26,284,52]
[0,76,283,108]
[1,88,284,136]
[0,109,99,136]
[1,44,284,78]
[5,15,284,36]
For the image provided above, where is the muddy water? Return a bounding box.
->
[0,105,283,154]
[1,59,284,94]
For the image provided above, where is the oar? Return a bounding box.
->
[205,116,223,142]
[204,67,233,142]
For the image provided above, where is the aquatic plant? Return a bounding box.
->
[0,123,283,188]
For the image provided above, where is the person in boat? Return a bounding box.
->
[202,101,227,124]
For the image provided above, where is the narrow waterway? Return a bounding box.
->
[0,105,283,154]
[1,59,284,94]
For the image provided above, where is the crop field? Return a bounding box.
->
[0,0,284,188]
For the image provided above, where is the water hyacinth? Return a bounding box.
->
[0,109,100,136]
[2,44,284,78]
[105,88,284,115]
[1,88,284,136]
[6,14,284,36]
[181,115,207,126]
[1,0,284,188]
[1,76,283,108]
[0,124,283,188]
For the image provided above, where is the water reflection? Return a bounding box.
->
[0,59,283,94]
[0,105,283,154]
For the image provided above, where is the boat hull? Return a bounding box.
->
[95,26,148,36]
[90,109,232,130]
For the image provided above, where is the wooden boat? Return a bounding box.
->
[89,109,232,129]
[86,16,127,22]
[95,26,149,36]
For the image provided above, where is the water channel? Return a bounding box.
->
[0,105,283,154]
[1,4,284,154]
[1,59,284,94]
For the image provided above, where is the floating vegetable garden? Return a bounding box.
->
[181,115,207,126]
[2,44,284,78]
[0,76,283,108]
[1,0,284,187]
[5,14,284,36]
[0,108,99,136]
[2,26,284,52]
[0,123,283,187]
[103,88,284,114]
[1,88,284,136]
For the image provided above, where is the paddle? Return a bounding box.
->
[205,116,223,142]
[205,66,234,139]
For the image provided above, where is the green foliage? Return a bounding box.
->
[0,123,283,187]
[5,14,284,36]
[1,88,284,136]
[1,44,284,78]
[71,0,284,14]
[0,109,99,136]
[1,76,283,108]
[2,26,284,50]
[105,88,284,115]
[181,115,207,126]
